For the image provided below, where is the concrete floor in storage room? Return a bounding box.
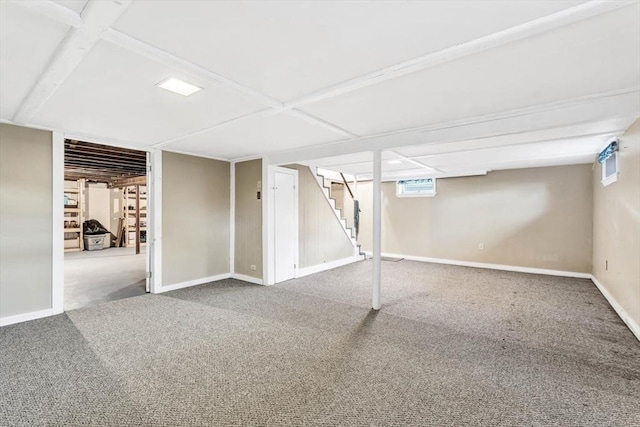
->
[64,247,147,311]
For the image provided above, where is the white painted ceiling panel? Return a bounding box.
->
[0,2,70,119]
[35,40,265,144]
[52,0,88,14]
[302,5,640,137]
[163,112,344,159]
[112,0,585,102]
[311,118,634,179]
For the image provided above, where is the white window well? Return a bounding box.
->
[598,138,619,187]
[396,178,436,197]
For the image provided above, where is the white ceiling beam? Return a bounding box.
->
[282,1,636,110]
[10,0,83,28]
[12,0,133,124]
[388,150,443,173]
[265,87,640,165]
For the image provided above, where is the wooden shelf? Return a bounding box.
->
[63,179,84,251]
[121,184,147,250]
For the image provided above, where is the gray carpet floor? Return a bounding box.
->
[1,260,639,426]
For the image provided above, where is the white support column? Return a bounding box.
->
[230,161,235,275]
[372,150,382,310]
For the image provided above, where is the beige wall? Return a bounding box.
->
[284,165,355,268]
[162,152,230,286]
[358,164,593,272]
[592,119,640,328]
[235,159,262,279]
[0,124,53,318]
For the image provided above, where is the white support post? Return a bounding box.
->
[372,150,382,310]
[230,161,235,275]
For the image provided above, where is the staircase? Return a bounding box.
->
[311,167,365,259]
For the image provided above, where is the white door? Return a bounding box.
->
[274,169,297,283]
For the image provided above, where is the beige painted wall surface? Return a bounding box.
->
[162,152,230,286]
[284,165,355,268]
[0,124,52,318]
[592,119,640,328]
[235,159,262,279]
[358,165,593,272]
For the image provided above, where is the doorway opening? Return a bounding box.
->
[63,139,151,310]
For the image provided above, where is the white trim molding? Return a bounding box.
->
[296,255,365,278]
[0,309,55,327]
[51,131,64,314]
[590,275,640,342]
[363,252,592,279]
[155,273,232,294]
[231,273,263,285]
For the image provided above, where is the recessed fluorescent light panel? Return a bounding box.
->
[157,77,202,96]
[387,159,402,165]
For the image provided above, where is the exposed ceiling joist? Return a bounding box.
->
[64,139,146,185]
[12,0,132,124]
[9,0,83,28]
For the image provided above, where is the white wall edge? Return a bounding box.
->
[231,273,263,285]
[155,273,232,294]
[0,309,55,327]
[264,161,275,285]
[363,252,592,279]
[296,254,365,278]
[51,131,64,314]
[590,275,640,342]
[150,149,162,293]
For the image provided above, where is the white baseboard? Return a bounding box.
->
[296,254,365,278]
[363,252,591,279]
[155,273,232,293]
[231,273,263,285]
[590,275,640,342]
[0,308,55,327]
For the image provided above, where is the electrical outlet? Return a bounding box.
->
[250,265,256,271]
[478,243,484,250]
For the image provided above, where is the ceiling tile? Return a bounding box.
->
[34,40,265,144]
[163,112,344,159]
[113,0,585,101]
[0,2,70,119]
[301,5,640,137]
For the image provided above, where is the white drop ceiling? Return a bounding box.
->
[1,0,639,179]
